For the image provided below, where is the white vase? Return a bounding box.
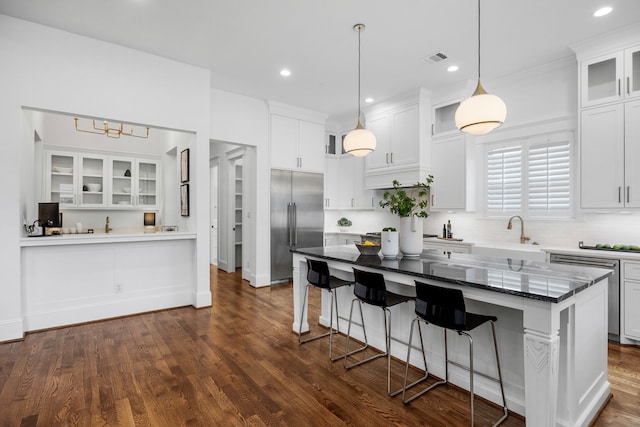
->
[381,230,399,258]
[399,216,423,257]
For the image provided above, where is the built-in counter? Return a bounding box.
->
[292,246,611,426]
[20,231,202,334]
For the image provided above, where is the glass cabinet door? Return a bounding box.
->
[79,155,106,207]
[625,46,640,100]
[581,52,623,107]
[111,158,134,207]
[47,152,77,207]
[136,160,158,208]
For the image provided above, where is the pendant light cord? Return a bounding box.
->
[357,25,362,124]
[477,0,481,81]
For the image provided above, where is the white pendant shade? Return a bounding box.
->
[343,126,376,157]
[455,91,507,135]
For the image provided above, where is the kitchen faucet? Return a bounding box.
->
[105,216,113,234]
[507,215,530,244]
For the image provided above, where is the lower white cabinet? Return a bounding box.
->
[623,261,640,341]
[423,240,472,255]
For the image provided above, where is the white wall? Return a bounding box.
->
[0,14,212,341]
[210,89,270,286]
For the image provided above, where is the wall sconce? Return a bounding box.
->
[144,212,156,233]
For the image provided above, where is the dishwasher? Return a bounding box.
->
[549,253,620,341]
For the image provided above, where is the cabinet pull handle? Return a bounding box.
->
[300,157,302,168]
[628,186,631,203]
[431,194,435,206]
[618,79,621,96]
[371,197,374,207]
[385,153,389,164]
[351,198,354,208]
[628,77,631,95]
[619,186,622,203]
[431,124,435,135]
[390,152,393,163]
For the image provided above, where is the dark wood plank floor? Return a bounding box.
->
[0,266,638,426]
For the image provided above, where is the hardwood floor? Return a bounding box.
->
[0,266,638,426]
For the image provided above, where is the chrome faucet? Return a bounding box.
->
[105,216,113,234]
[507,215,530,244]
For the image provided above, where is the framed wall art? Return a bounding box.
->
[180,183,189,216]
[180,148,190,183]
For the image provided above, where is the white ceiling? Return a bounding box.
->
[2,0,640,120]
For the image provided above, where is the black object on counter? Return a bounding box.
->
[442,224,447,238]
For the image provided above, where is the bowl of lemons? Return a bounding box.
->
[355,240,381,256]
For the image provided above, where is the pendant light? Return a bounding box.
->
[343,23,376,157]
[455,0,507,135]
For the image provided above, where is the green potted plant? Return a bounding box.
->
[379,176,434,256]
[337,217,352,232]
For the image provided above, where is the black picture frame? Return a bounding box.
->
[180,184,189,216]
[180,148,190,183]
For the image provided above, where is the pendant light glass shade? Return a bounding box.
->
[344,120,376,157]
[455,80,507,135]
[456,0,506,135]
[344,23,376,157]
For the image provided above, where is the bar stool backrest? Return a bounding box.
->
[415,281,466,330]
[307,258,331,289]
[353,268,387,307]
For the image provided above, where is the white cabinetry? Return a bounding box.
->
[580,44,640,108]
[44,149,160,211]
[270,114,325,173]
[623,261,640,341]
[44,150,107,208]
[423,240,472,255]
[324,151,374,210]
[430,135,475,211]
[431,99,462,137]
[581,99,640,208]
[363,88,432,189]
[324,157,340,208]
[110,157,159,209]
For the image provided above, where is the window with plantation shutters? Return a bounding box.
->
[527,141,571,213]
[485,132,573,218]
[487,146,522,213]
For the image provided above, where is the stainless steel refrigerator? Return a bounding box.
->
[270,169,324,284]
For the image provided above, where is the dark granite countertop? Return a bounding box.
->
[291,245,612,303]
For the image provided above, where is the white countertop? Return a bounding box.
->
[20,231,196,247]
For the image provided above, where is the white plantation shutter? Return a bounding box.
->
[528,141,571,213]
[487,146,522,212]
[485,131,573,218]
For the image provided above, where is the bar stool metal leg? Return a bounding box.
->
[343,298,370,365]
[298,285,344,361]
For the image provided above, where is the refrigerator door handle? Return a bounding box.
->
[286,203,292,247]
[292,202,298,246]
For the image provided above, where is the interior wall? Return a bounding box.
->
[1,14,212,341]
[210,89,270,286]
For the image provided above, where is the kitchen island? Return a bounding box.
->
[19,231,208,334]
[292,246,612,426]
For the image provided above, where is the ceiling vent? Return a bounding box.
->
[423,52,448,64]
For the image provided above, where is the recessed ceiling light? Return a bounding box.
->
[593,6,612,17]
[365,97,374,103]
[447,65,459,72]
[280,69,291,77]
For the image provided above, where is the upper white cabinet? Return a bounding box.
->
[363,88,432,189]
[45,150,107,208]
[431,99,462,138]
[110,157,160,209]
[324,154,374,210]
[270,114,325,173]
[430,135,475,211]
[581,100,640,208]
[580,44,640,107]
[44,149,160,210]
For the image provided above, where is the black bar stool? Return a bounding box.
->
[343,268,414,395]
[298,258,354,361]
[399,281,508,426]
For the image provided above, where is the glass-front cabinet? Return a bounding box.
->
[44,149,159,210]
[581,44,640,107]
[110,157,159,209]
[45,151,107,208]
